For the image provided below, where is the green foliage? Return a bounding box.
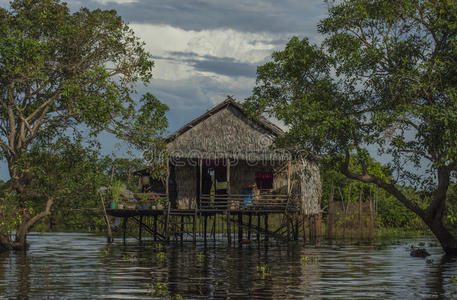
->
[0,194,24,236]
[148,281,168,297]
[0,0,168,245]
[245,0,457,248]
[446,184,457,227]
[9,137,111,232]
[300,256,319,265]
[321,154,424,228]
[105,157,146,191]
[110,180,124,203]
[255,264,271,279]
[137,193,148,204]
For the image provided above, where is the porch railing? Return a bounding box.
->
[199,193,293,212]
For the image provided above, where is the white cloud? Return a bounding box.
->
[130,23,281,67]
[130,24,284,89]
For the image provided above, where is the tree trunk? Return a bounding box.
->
[423,214,457,255]
[341,158,457,255]
[0,197,54,252]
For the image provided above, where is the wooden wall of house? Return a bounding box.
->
[170,158,321,214]
[174,163,196,209]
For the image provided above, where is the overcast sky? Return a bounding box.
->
[0,0,328,180]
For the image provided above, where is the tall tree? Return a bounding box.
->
[0,0,167,250]
[245,0,457,254]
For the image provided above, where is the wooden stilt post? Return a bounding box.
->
[199,158,202,209]
[153,214,158,241]
[100,196,113,243]
[248,213,252,240]
[264,214,269,241]
[226,158,231,246]
[287,161,291,196]
[327,183,334,239]
[359,190,363,239]
[286,216,291,240]
[369,195,374,239]
[303,215,307,242]
[212,215,217,242]
[165,157,170,241]
[165,206,170,241]
[139,216,143,241]
[311,216,316,239]
[204,214,208,245]
[180,215,184,243]
[122,217,128,244]
[294,218,299,241]
[257,214,261,241]
[193,207,197,244]
[238,213,243,243]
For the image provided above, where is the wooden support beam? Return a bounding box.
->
[100,196,113,243]
[264,214,269,241]
[302,216,306,242]
[248,213,252,240]
[193,208,197,243]
[139,216,143,241]
[294,218,299,241]
[199,158,203,209]
[369,196,374,239]
[153,214,158,241]
[359,190,363,239]
[122,217,128,244]
[238,213,243,243]
[180,215,184,243]
[287,161,291,196]
[286,216,291,240]
[226,158,232,246]
[204,214,208,245]
[212,215,217,242]
[257,215,261,241]
[166,157,170,205]
[165,205,170,241]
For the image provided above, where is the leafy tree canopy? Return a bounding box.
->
[245,0,457,253]
[0,0,167,250]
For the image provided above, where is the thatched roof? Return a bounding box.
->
[166,96,291,161]
[166,96,283,142]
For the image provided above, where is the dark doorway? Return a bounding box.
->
[197,159,228,209]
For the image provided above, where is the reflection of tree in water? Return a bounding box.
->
[0,251,32,299]
[0,251,8,297]
[425,255,457,299]
[16,252,32,299]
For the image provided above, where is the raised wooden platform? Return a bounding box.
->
[103,206,320,245]
[106,207,300,217]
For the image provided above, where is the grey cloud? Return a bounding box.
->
[72,0,326,35]
[157,52,257,78]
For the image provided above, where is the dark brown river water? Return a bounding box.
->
[1,232,457,299]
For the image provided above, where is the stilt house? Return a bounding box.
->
[138,97,321,217]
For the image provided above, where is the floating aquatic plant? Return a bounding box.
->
[148,281,168,297]
[256,264,271,279]
[300,256,319,265]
